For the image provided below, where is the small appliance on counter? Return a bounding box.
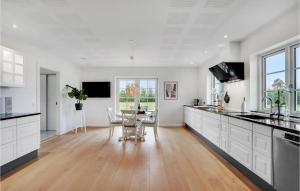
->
[194,99,200,106]
[0,97,12,114]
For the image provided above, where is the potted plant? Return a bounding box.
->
[66,84,88,110]
[271,79,292,118]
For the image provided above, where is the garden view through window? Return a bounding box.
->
[263,51,286,109]
[117,79,157,112]
[262,43,300,113]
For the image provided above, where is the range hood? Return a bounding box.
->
[209,62,244,83]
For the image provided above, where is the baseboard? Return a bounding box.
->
[159,123,184,127]
[0,150,38,176]
[185,124,275,191]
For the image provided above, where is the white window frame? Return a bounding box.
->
[291,43,300,113]
[260,42,300,115]
[115,77,158,113]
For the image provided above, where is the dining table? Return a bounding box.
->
[116,111,152,142]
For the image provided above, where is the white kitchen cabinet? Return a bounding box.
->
[0,46,24,87]
[220,116,229,152]
[17,134,39,157]
[184,106,195,129]
[183,106,273,184]
[253,151,272,183]
[202,114,220,146]
[228,119,252,170]
[0,126,17,145]
[0,142,16,166]
[194,109,202,133]
[252,124,272,184]
[229,124,252,147]
[253,132,272,156]
[0,115,40,166]
[228,138,252,169]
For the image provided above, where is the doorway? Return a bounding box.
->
[40,68,58,141]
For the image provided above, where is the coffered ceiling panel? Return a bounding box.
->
[170,0,199,8]
[1,0,298,67]
[166,12,191,24]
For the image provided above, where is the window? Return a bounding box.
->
[139,80,156,111]
[118,79,135,111]
[262,50,286,109]
[293,45,300,111]
[117,78,157,112]
[261,42,300,113]
[211,76,221,105]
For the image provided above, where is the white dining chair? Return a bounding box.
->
[142,109,158,140]
[107,107,122,137]
[121,110,142,144]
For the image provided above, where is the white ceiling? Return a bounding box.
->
[1,0,299,67]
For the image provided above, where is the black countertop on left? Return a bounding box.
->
[0,113,40,121]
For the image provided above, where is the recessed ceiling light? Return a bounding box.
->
[12,24,17,28]
[224,34,228,39]
[190,61,195,65]
[204,50,208,54]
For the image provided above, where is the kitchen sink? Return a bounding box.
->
[236,114,270,120]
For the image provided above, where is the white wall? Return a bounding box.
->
[81,67,199,126]
[0,40,81,134]
[198,6,299,111]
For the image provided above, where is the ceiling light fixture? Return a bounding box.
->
[129,40,135,62]
[224,34,228,39]
[204,50,208,54]
[12,24,17,28]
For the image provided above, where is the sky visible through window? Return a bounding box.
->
[265,52,285,91]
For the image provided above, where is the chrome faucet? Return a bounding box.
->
[262,96,274,117]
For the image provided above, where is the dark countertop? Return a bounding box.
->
[0,113,41,121]
[184,105,300,134]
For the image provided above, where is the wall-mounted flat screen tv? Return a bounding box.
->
[82,82,111,98]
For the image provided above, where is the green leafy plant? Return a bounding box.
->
[66,84,88,103]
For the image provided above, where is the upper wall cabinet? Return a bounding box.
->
[0,46,24,87]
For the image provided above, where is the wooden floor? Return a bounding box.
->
[0,126,260,191]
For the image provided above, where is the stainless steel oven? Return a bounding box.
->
[273,129,299,191]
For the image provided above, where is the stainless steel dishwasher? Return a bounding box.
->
[273,129,299,191]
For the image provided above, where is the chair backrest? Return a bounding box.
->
[121,110,137,127]
[107,107,114,123]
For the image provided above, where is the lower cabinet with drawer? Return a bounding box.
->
[203,116,220,146]
[184,106,274,189]
[0,114,40,175]
[1,142,17,166]
[253,151,272,183]
[228,139,252,169]
[252,124,273,184]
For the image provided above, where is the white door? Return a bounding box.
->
[40,75,47,131]
[47,75,57,131]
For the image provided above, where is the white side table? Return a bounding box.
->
[74,109,87,133]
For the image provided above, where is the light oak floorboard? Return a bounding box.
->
[0,127,261,191]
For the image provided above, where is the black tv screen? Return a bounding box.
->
[82,82,111,98]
